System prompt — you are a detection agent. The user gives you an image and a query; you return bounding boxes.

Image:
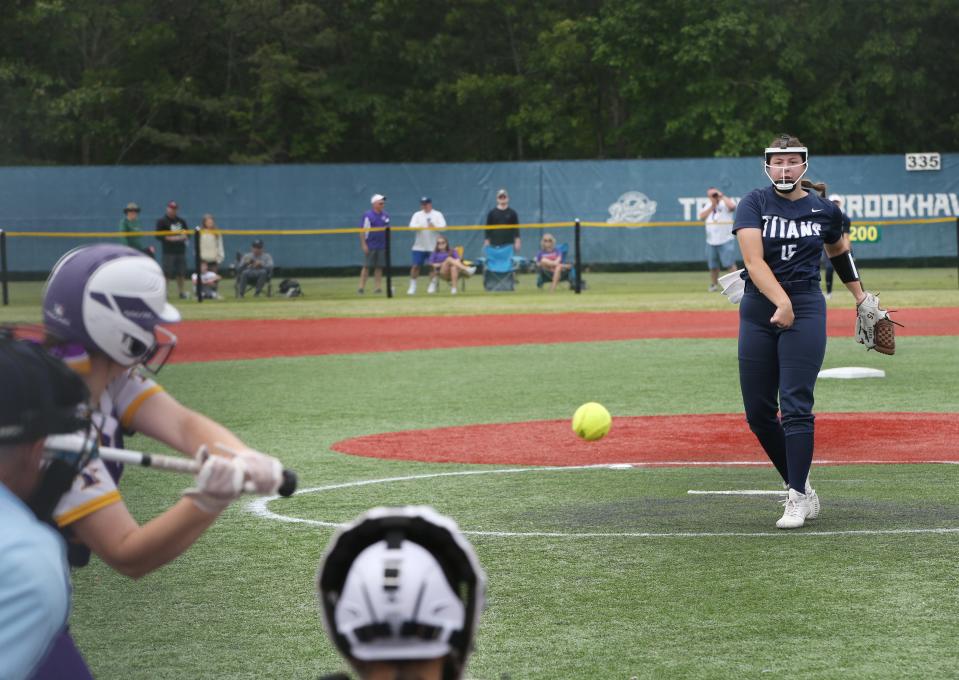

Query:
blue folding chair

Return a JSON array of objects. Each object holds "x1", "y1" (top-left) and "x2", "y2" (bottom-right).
[{"x1": 482, "y1": 244, "x2": 516, "y2": 291}]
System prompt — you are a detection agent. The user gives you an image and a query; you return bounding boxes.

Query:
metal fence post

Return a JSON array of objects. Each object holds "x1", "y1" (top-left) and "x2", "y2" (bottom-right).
[
  {"x1": 385, "y1": 226, "x2": 393, "y2": 298},
  {"x1": 573, "y1": 219, "x2": 582, "y2": 294},
  {"x1": 0, "y1": 230, "x2": 8, "y2": 306},
  {"x1": 193, "y1": 227, "x2": 203, "y2": 303}
]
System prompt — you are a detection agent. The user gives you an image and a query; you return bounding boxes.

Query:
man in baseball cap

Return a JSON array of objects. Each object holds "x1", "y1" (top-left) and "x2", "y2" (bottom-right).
[
  {"x1": 359, "y1": 194, "x2": 390, "y2": 294},
  {"x1": 120, "y1": 201, "x2": 154, "y2": 256},
  {"x1": 237, "y1": 239, "x2": 274, "y2": 297},
  {"x1": 155, "y1": 200, "x2": 190, "y2": 299},
  {"x1": 485, "y1": 188, "x2": 520, "y2": 253},
  {"x1": 408, "y1": 196, "x2": 448, "y2": 294}
]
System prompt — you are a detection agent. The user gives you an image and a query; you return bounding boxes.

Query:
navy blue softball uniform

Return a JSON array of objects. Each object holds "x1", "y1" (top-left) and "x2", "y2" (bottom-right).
[{"x1": 733, "y1": 186, "x2": 843, "y2": 491}]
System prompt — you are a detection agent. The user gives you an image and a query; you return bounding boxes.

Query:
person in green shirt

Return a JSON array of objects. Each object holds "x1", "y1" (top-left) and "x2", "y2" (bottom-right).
[{"x1": 119, "y1": 202, "x2": 155, "y2": 256}]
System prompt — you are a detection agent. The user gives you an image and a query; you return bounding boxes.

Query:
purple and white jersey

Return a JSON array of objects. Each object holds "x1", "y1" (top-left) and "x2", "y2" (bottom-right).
[{"x1": 53, "y1": 369, "x2": 164, "y2": 530}]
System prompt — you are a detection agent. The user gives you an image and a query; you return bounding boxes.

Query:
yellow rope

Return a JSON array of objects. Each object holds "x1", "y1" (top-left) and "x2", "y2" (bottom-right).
[{"x1": 1, "y1": 216, "x2": 953, "y2": 238}]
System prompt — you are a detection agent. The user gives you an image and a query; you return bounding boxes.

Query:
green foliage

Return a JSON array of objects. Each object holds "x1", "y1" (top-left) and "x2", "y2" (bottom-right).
[{"x1": 1, "y1": 0, "x2": 957, "y2": 163}]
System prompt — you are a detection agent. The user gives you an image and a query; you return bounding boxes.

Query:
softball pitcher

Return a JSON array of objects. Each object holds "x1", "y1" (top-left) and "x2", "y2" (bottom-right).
[{"x1": 733, "y1": 134, "x2": 896, "y2": 529}]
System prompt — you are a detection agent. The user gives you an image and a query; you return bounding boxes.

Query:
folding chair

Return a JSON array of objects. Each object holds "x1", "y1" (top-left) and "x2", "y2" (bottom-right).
[{"x1": 482, "y1": 244, "x2": 516, "y2": 291}]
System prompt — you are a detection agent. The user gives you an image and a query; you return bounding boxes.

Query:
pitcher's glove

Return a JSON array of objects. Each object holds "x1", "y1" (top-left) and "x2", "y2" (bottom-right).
[{"x1": 855, "y1": 292, "x2": 903, "y2": 355}]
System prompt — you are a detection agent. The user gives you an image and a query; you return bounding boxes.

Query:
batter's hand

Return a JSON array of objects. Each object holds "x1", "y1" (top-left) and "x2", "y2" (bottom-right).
[
  {"x1": 183, "y1": 447, "x2": 247, "y2": 514},
  {"x1": 214, "y1": 444, "x2": 284, "y2": 495},
  {"x1": 770, "y1": 302, "x2": 794, "y2": 329}
]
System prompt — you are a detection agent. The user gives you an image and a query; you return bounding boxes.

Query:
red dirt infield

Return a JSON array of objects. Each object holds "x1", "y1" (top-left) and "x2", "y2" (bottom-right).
[
  {"x1": 170, "y1": 307, "x2": 959, "y2": 363},
  {"x1": 331, "y1": 413, "x2": 959, "y2": 467}
]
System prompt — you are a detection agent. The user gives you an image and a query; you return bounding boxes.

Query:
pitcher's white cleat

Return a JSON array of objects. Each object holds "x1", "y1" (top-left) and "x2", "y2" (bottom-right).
[
  {"x1": 776, "y1": 489, "x2": 810, "y2": 529},
  {"x1": 804, "y1": 481, "x2": 820, "y2": 520}
]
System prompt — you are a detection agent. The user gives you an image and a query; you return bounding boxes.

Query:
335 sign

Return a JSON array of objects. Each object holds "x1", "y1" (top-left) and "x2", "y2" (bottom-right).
[{"x1": 905, "y1": 152, "x2": 940, "y2": 171}]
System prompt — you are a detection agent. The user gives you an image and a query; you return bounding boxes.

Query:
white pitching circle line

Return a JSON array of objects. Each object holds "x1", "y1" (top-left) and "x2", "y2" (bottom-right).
[
  {"x1": 247, "y1": 463, "x2": 959, "y2": 538},
  {"x1": 688, "y1": 490, "x2": 787, "y2": 496}
]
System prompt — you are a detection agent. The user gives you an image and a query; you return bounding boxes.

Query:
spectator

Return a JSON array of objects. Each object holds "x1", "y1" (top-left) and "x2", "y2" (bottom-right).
[
  {"x1": 155, "y1": 200, "x2": 190, "y2": 299},
  {"x1": 198, "y1": 214, "x2": 225, "y2": 274},
  {"x1": 359, "y1": 194, "x2": 390, "y2": 294},
  {"x1": 484, "y1": 188, "x2": 520, "y2": 253},
  {"x1": 0, "y1": 335, "x2": 89, "y2": 680},
  {"x1": 698, "y1": 187, "x2": 738, "y2": 292},
  {"x1": 237, "y1": 239, "x2": 274, "y2": 297},
  {"x1": 408, "y1": 196, "x2": 446, "y2": 295},
  {"x1": 191, "y1": 261, "x2": 223, "y2": 299},
  {"x1": 535, "y1": 233, "x2": 571, "y2": 292},
  {"x1": 317, "y1": 506, "x2": 486, "y2": 680},
  {"x1": 119, "y1": 202, "x2": 155, "y2": 257},
  {"x1": 428, "y1": 236, "x2": 475, "y2": 295}
]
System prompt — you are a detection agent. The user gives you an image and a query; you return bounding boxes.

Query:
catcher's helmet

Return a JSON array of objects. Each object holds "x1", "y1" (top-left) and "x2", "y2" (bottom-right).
[
  {"x1": 0, "y1": 333, "x2": 89, "y2": 445},
  {"x1": 317, "y1": 506, "x2": 486, "y2": 680},
  {"x1": 0, "y1": 334, "x2": 94, "y2": 522},
  {"x1": 764, "y1": 134, "x2": 808, "y2": 193},
  {"x1": 42, "y1": 245, "x2": 180, "y2": 371}
]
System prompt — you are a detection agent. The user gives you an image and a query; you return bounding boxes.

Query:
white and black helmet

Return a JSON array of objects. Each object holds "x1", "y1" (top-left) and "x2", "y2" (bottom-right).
[
  {"x1": 764, "y1": 134, "x2": 808, "y2": 193},
  {"x1": 42, "y1": 244, "x2": 181, "y2": 371},
  {"x1": 317, "y1": 506, "x2": 486, "y2": 680}
]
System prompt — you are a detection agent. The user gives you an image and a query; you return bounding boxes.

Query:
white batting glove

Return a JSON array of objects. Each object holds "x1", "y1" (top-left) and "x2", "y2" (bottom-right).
[
  {"x1": 214, "y1": 443, "x2": 283, "y2": 495},
  {"x1": 183, "y1": 450, "x2": 247, "y2": 514}
]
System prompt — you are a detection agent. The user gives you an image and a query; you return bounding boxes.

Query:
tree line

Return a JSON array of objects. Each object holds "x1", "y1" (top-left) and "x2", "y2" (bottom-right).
[{"x1": 2, "y1": 0, "x2": 956, "y2": 165}]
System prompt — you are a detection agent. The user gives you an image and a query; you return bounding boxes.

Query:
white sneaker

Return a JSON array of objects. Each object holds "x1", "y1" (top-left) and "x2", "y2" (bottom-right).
[
  {"x1": 776, "y1": 489, "x2": 810, "y2": 529},
  {"x1": 466, "y1": 265, "x2": 477, "y2": 276},
  {"x1": 427, "y1": 279, "x2": 437, "y2": 294},
  {"x1": 804, "y1": 482, "x2": 820, "y2": 520},
  {"x1": 450, "y1": 287, "x2": 458, "y2": 295},
  {"x1": 407, "y1": 281, "x2": 417, "y2": 295},
  {"x1": 708, "y1": 284, "x2": 720, "y2": 292}
]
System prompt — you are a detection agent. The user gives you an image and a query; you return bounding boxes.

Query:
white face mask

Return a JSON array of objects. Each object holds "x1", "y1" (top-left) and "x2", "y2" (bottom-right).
[{"x1": 764, "y1": 147, "x2": 808, "y2": 192}]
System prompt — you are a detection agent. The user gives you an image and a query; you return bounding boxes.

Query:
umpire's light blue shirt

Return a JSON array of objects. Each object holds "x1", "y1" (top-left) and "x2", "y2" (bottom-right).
[{"x1": 0, "y1": 481, "x2": 70, "y2": 680}]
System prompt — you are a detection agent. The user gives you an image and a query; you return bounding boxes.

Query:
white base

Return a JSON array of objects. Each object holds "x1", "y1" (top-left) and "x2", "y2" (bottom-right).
[{"x1": 818, "y1": 366, "x2": 886, "y2": 379}]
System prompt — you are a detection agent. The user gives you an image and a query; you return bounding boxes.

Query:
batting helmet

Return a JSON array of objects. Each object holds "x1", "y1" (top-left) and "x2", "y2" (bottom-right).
[
  {"x1": 42, "y1": 244, "x2": 180, "y2": 371},
  {"x1": 317, "y1": 506, "x2": 486, "y2": 680}
]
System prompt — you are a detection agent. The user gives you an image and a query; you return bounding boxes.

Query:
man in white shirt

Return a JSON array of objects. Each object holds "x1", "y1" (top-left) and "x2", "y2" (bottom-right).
[
  {"x1": 698, "y1": 187, "x2": 738, "y2": 291},
  {"x1": 408, "y1": 196, "x2": 447, "y2": 295}
]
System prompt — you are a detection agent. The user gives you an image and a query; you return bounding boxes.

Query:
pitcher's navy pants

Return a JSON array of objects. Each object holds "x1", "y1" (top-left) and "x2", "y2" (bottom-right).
[{"x1": 738, "y1": 280, "x2": 826, "y2": 492}]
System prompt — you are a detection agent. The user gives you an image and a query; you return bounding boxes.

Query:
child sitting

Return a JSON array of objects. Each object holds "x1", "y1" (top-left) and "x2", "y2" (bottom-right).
[{"x1": 191, "y1": 261, "x2": 223, "y2": 299}]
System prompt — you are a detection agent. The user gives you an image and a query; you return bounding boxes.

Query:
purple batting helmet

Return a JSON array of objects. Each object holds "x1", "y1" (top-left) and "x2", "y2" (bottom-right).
[{"x1": 43, "y1": 245, "x2": 181, "y2": 371}]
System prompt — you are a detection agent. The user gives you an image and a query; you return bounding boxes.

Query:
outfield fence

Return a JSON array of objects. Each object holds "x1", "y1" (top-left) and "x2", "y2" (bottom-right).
[{"x1": 2, "y1": 216, "x2": 957, "y2": 305}]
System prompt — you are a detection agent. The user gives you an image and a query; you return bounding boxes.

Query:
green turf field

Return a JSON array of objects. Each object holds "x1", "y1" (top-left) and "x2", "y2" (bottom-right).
[
  {"x1": 50, "y1": 270, "x2": 959, "y2": 678},
  {"x1": 2, "y1": 268, "x2": 958, "y2": 321}
]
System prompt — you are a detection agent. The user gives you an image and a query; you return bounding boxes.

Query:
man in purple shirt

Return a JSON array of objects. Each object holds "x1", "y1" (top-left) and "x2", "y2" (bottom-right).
[{"x1": 359, "y1": 194, "x2": 390, "y2": 294}]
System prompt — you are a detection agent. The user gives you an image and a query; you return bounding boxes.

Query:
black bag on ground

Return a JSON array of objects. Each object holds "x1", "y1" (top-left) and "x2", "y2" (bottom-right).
[{"x1": 278, "y1": 278, "x2": 302, "y2": 297}]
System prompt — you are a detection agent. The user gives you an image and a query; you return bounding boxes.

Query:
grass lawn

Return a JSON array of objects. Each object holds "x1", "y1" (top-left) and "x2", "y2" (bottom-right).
[
  {"x1": 69, "y1": 328, "x2": 959, "y2": 679},
  {"x1": 2, "y1": 268, "x2": 958, "y2": 322}
]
